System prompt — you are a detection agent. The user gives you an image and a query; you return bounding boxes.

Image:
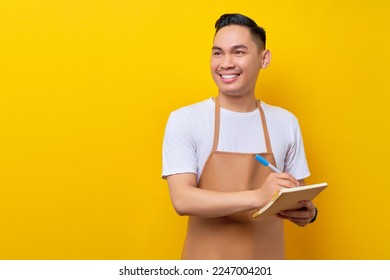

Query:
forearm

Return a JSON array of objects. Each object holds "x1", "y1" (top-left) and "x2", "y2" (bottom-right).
[
  {"x1": 167, "y1": 172, "x2": 298, "y2": 218},
  {"x1": 169, "y1": 184, "x2": 260, "y2": 218}
]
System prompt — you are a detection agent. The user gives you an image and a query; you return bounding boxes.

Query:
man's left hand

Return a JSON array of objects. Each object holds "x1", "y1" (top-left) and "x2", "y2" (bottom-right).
[{"x1": 277, "y1": 200, "x2": 317, "y2": 227}]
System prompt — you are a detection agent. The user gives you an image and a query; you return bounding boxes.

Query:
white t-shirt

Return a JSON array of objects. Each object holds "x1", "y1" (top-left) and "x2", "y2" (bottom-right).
[{"x1": 162, "y1": 98, "x2": 310, "y2": 181}]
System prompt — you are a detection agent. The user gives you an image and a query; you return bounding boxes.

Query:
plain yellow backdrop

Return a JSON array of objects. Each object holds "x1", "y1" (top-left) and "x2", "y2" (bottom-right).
[{"x1": 1, "y1": 0, "x2": 389, "y2": 259}]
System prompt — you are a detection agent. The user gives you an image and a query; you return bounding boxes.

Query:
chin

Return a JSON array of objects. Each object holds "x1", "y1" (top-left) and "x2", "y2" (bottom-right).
[{"x1": 218, "y1": 89, "x2": 247, "y2": 97}]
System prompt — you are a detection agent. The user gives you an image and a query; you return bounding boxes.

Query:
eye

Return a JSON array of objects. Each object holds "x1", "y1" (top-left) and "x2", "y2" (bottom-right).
[
  {"x1": 234, "y1": 50, "x2": 245, "y2": 56},
  {"x1": 213, "y1": 51, "x2": 222, "y2": 57}
]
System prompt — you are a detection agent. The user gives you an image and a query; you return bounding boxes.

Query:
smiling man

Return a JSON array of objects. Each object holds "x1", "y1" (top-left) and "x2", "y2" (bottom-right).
[{"x1": 162, "y1": 13, "x2": 317, "y2": 259}]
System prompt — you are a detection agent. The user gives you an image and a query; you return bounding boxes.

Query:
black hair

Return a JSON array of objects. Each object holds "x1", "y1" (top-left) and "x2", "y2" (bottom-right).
[{"x1": 214, "y1": 13, "x2": 266, "y2": 49}]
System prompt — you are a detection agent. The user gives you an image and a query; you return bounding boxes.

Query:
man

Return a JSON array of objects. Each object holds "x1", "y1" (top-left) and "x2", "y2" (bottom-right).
[{"x1": 162, "y1": 13, "x2": 317, "y2": 259}]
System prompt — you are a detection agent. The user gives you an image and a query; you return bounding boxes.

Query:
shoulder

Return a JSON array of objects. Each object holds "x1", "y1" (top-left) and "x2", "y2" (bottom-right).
[
  {"x1": 168, "y1": 98, "x2": 214, "y2": 126},
  {"x1": 170, "y1": 98, "x2": 213, "y2": 117},
  {"x1": 261, "y1": 101, "x2": 299, "y2": 126},
  {"x1": 164, "y1": 98, "x2": 214, "y2": 138}
]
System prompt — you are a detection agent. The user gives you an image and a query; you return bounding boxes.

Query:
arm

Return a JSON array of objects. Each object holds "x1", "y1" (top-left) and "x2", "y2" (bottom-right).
[
  {"x1": 167, "y1": 172, "x2": 299, "y2": 218},
  {"x1": 276, "y1": 113, "x2": 316, "y2": 226}
]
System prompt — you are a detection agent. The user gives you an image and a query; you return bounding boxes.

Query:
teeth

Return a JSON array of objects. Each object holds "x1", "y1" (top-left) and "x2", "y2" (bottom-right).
[{"x1": 221, "y1": 74, "x2": 239, "y2": 79}]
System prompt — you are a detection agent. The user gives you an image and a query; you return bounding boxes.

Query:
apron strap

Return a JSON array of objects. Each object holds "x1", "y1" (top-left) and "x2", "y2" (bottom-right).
[
  {"x1": 212, "y1": 97, "x2": 221, "y2": 150},
  {"x1": 212, "y1": 97, "x2": 272, "y2": 153},
  {"x1": 257, "y1": 99, "x2": 273, "y2": 153}
]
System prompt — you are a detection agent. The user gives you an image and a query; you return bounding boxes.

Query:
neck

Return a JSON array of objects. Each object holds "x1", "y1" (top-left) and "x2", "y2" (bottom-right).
[{"x1": 216, "y1": 93, "x2": 258, "y2": 112}]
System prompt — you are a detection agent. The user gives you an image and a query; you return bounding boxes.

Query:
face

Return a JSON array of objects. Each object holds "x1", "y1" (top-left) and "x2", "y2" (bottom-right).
[{"x1": 210, "y1": 25, "x2": 270, "y2": 98}]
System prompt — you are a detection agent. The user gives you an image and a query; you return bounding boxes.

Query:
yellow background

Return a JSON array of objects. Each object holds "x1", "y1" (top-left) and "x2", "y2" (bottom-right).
[{"x1": 1, "y1": 1, "x2": 389, "y2": 259}]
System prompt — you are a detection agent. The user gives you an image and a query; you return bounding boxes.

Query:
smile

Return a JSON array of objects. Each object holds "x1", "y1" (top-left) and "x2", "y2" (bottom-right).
[{"x1": 220, "y1": 74, "x2": 240, "y2": 79}]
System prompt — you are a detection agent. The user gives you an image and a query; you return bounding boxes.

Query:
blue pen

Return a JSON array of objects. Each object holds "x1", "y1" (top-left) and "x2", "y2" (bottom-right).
[{"x1": 255, "y1": 154, "x2": 282, "y2": 173}]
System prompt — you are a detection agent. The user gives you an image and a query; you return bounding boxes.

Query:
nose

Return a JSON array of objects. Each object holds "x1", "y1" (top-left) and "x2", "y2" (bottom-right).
[{"x1": 219, "y1": 54, "x2": 236, "y2": 70}]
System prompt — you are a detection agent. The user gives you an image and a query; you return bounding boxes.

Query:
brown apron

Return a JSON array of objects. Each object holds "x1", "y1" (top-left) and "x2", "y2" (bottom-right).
[{"x1": 182, "y1": 98, "x2": 285, "y2": 260}]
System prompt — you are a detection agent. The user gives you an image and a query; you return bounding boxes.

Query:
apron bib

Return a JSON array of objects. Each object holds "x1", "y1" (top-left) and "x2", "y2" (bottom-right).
[{"x1": 182, "y1": 98, "x2": 285, "y2": 260}]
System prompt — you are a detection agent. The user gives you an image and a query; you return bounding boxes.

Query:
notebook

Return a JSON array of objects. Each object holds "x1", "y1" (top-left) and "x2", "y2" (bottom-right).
[{"x1": 252, "y1": 182, "x2": 328, "y2": 218}]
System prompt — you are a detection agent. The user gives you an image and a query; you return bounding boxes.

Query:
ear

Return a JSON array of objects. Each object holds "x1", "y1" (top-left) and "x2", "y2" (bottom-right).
[{"x1": 260, "y1": 49, "x2": 271, "y2": 69}]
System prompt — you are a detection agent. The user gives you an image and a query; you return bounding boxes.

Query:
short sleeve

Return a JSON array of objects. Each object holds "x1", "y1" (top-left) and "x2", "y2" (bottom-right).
[
  {"x1": 162, "y1": 112, "x2": 198, "y2": 179},
  {"x1": 283, "y1": 118, "x2": 310, "y2": 180}
]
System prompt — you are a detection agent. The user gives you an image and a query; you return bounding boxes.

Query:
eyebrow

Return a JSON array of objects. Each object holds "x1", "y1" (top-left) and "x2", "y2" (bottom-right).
[{"x1": 212, "y1": 44, "x2": 249, "y2": 51}]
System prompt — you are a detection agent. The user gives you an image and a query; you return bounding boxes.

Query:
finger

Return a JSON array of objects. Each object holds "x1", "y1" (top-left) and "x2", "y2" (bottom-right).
[
  {"x1": 275, "y1": 173, "x2": 299, "y2": 186},
  {"x1": 276, "y1": 179, "x2": 298, "y2": 189},
  {"x1": 299, "y1": 200, "x2": 315, "y2": 211},
  {"x1": 277, "y1": 214, "x2": 311, "y2": 227},
  {"x1": 269, "y1": 172, "x2": 295, "y2": 181},
  {"x1": 279, "y1": 208, "x2": 313, "y2": 219},
  {"x1": 273, "y1": 178, "x2": 299, "y2": 189}
]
